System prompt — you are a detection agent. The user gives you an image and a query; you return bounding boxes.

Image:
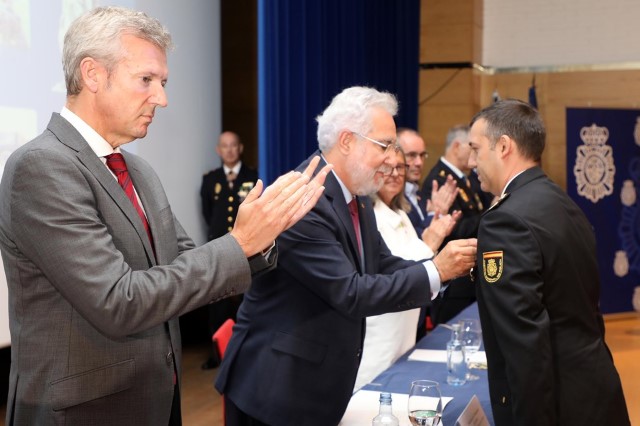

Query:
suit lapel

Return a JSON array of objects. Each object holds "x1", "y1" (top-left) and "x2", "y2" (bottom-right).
[
  {"x1": 47, "y1": 115, "x2": 156, "y2": 264},
  {"x1": 307, "y1": 153, "x2": 362, "y2": 272},
  {"x1": 122, "y1": 153, "x2": 158, "y2": 263},
  {"x1": 325, "y1": 174, "x2": 362, "y2": 269},
  {"x1": 357, "y1": 196, "x2": 377, "y2": 274}
]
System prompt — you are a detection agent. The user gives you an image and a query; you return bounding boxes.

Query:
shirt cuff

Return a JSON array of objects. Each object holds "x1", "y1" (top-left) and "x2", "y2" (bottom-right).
[{"x1": 423, "y1": 260, "x2": 441, "y2": 300}]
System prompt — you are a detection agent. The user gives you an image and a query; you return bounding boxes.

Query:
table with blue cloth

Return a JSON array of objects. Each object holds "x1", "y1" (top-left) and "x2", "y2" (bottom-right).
[{"x1": 360, "y1": 302, "x2": 493, "y2": 425}]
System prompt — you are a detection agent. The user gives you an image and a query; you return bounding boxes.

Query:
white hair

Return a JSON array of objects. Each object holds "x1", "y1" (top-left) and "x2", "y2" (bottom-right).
[{"x1": 316, "y1": 86, "x2": 398, "y2": 152}]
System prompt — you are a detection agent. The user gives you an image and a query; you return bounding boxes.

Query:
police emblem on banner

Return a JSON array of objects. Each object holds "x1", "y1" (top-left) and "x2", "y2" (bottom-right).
[
  {"x1": 482, "y1": 251, "x2": 503, "y2": 283},
  {"x1": 573, "y1": 123, "x2": 616, "y2": 203},
  {"x1": 617, "y1": 157, "x2": 640, "y2": 276}
]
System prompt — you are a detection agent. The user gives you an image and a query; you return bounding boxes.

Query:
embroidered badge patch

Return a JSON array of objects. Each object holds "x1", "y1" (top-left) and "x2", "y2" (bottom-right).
[{"x1": 482, "y1": 251, "x2": 503, "y2": 283}]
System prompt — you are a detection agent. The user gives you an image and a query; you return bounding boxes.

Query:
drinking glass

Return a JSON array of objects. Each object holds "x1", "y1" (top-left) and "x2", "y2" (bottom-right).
[
  {"x1": 407, "y1": 380, "x2": 442, "y2": 426},
  {"x1": 458, "y1": 318, "x2": 482, "y2": 380}
]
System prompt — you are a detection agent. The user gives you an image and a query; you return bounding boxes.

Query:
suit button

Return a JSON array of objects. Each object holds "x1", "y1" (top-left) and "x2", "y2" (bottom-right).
[
  {"x1": 228, "y1": 206, "x2": 233, "y2": 212},
  {"x1": 227, "y1": 216, "x2": 233, "y2": 223},
  {"x1": 227, "y1": 226, "x2": 232, "y2": 232},
  {"x1": 228, "y1": 196, "x2": 234, "y2": 202},
  {"x1": 166, "y1": 352, "x2": 173, "y2": 365},
  {"x1": 356, "y1": 348, "x2": 362, "y2": 358}
]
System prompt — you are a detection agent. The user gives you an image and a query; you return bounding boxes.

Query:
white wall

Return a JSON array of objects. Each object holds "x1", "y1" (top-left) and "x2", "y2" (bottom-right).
[
  {"x1": 0, "y1": 0, "x2": 221, "y2": 347},
  {"x1": 483, "y1": 0, "x2": 640, "y2": 68},
  {"x1": 131, "y1": 0, "x2": 221, "y2": 247}
]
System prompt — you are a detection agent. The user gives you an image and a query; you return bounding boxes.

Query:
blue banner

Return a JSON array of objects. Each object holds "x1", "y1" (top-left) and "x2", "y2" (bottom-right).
[{"x1": 566, "y1": 108, "x2": 640, "y2": 313}]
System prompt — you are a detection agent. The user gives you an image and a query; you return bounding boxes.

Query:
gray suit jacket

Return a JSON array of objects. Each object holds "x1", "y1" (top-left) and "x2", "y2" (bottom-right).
[{"x1": 0, "y1": 113, "x2": 264, "y2": 425}]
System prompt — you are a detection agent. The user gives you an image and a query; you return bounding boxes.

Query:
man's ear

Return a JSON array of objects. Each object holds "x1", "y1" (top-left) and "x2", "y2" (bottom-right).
[
  {"x1": 337, "y1": 130, "x2": 354, "y2": 155},
  {"x1": 80, "y1": 57, "x2": 100, "y2": 93},
  {"x1": 497, "y1": 135, "x2": 514, "y2": 158}
]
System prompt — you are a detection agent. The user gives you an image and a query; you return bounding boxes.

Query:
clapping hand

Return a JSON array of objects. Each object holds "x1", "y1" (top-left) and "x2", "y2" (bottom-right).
[
  {"x1": 426, "y1": 174, "x2": 457, "y2": 216},
  {"x1": 231, "y1": 156, "x2": 332, "y2": 257}
]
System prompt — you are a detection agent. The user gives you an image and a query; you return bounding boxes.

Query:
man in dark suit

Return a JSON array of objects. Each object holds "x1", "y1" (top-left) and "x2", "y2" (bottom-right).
[
  {"x1": 215, "y1": 86, "x2": 477, "y2": 426},
  {"x1": 397, "y1": 128, "x2": 431, "y2": 235},
  {"x1": 422, "y1": 124, "x2": 483, "y2": 324},
  {"x1": 199, "y1": 131, "x2": 258, "y2": 369},
  {"x1": 0, "y1": 6, "x2": 329, "y2": 425},
  {"x1": 397, "y1": 128, "x2": 457, "y2": 236},
  {"x1": 468, "y1": 99, "x2": 630, "y2": 425}
]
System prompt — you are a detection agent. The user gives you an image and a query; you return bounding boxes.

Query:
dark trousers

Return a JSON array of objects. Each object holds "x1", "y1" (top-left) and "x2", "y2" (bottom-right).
[
  {"x1": 225, "y1": 397, "x2": 270, "y2": 426},
  {"x1": 168, "y1": 385, "x2": 182, "y2": 426}
]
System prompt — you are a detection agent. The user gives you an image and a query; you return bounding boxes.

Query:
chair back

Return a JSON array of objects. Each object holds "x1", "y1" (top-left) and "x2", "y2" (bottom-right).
[{"x1": 212, "y1": 318, "x2": 235, "y2": 359}]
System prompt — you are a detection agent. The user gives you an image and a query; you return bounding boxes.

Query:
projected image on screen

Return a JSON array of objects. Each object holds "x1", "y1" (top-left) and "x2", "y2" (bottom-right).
[
  {"x1": 0, "y1": 0, "x2": 134, "y2": 347},
  {"x1": 0, "y1": 0, "x2": 29, "y2": 49}
]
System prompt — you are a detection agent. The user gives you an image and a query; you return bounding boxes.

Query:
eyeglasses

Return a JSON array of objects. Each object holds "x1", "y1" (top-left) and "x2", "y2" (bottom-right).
[
  {"x1": 352, "y1": 132, "x2": 400, "y2": 154},
  {"x1": 390, "y1": 164, "x2": 409, "y2": 176},
  {"x1": 405, "y1": 151, "x2": 429, "y2": 161}
]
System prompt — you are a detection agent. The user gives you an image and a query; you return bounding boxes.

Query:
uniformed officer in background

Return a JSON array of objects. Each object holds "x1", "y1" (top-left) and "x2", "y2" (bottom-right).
[{"x1": 199, "y1": 131, "x2": 258, "y2": 368}]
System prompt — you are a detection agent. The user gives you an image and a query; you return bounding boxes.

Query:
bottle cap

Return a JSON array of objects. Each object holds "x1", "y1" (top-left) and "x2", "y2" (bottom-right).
[{"x1": 379, "y1": 392, "x2": 392, "y2": 403}]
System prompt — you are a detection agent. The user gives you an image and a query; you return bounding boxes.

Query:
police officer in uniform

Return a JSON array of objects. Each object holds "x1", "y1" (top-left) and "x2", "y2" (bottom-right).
[
  {"x1": 199, "y1": 131, "x2": 258, "y2": 368},
  {"x1": 468, "y1": 99, "x2": 629, "y2": 425}
]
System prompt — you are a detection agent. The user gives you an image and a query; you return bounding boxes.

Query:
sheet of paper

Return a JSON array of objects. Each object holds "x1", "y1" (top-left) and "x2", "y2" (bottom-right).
[
  {"x1": 339, "y1": 390, "x2": 453, "y2": 426},
  {"x1": 407, "y1": 349, "x2": 487, "y2": 366},
  {"x1": 468, "y1": 351, "x2": 487, "y2": 368},
  {"x1": 456, "y1": 394, "x2": 490, "y2": 426},
  {"x1": 407, "y1": 349, "x2": 448, "y2": 363}
]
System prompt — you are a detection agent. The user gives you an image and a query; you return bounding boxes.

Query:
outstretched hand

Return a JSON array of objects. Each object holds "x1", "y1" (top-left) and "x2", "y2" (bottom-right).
[
  {"x1": 230, "y1": 156, "x2": 332, "y2": 257},
  {"x1": 432, "y1": 238, "x2": 477, "y2": 282}
]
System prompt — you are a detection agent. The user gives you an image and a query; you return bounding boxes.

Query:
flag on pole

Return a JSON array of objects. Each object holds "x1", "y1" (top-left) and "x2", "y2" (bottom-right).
[
  {"x1": 528, "y1": 75, "x2": 538, "y2": 109},
  {"x1": 491, "y1": 88, "x2": 501, "y2": 104}
]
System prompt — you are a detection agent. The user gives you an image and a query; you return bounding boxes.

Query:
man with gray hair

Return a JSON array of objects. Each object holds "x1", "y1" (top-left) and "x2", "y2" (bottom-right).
[
  {"x1": 0, "y1": 6, "x2": 328, "y2": 425},
  {"x1": 422, "y1": 124, "x2": 485, "y2": 324},
  {"x1": 216, "y1": 86, "x2": 477, "y2": 426}
]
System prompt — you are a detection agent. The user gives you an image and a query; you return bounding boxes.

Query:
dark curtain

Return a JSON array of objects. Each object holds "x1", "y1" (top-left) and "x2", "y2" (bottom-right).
[{"x1": 258, "y1": 0, "x2": 420, "y2": 183}]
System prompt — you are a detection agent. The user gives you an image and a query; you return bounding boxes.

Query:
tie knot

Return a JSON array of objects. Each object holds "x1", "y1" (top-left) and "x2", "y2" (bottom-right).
[{"x1": 105, "y1": 153, "x2": 127, "y2": 173}]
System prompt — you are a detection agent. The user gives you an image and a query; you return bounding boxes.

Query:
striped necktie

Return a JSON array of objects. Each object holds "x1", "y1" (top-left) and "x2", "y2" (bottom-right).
[{"x1": 105, "y1": 153, "x2": 155, "y2": 254}]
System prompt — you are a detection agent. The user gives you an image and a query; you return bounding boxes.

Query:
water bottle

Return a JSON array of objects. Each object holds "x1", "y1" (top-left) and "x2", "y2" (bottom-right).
[
  {"x1": 372, "y1": 392, "x2": 399, "y2": 425},
  {"x1": 446, "y1": 323, "x2": 467, "y2": 386}
]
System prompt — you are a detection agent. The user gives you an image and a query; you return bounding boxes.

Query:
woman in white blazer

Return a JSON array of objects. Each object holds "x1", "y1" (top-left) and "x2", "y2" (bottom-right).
[{"x1": 353, "y1": 149, "x2": 459, "y2": 391}]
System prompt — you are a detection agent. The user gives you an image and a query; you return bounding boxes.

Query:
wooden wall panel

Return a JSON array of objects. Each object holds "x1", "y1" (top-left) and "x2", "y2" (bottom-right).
[
  {"x1": 422, "y1": 0, "x2": 476, "y2": 24},
  {"x1": 419, "y1": 68, "x2": 476, "y2": 104},
  {"x1": 422, "y1": 23, "x2": 475, "y2": 63},
  {"x1": 418, "y1": 103, "x2": 479, "y2": 177},
  {"x1": 421, "y1": 0, "x2": 481, "y2": 63},
  {"x1": 477, "y1": 70, "x2": 640, "y2": 190}
]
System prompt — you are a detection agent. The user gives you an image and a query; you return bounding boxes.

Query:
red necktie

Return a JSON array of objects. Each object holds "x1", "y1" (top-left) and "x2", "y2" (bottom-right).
[
  {"x1": 105, "y1": 153, "x2": 155, "y2": 253},
  {"x1": 348, "y1": 198, "x2": 362, "y2": 256}
]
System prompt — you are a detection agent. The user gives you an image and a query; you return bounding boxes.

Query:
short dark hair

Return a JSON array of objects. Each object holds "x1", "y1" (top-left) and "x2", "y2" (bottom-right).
[{"x1": 469, "y1": 99, "x2": 545, "y2": 162}]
